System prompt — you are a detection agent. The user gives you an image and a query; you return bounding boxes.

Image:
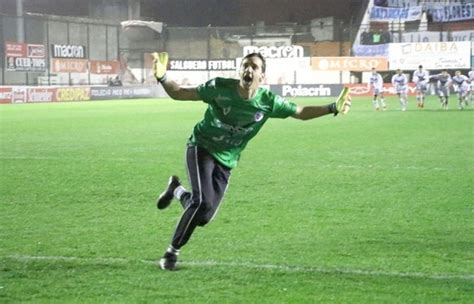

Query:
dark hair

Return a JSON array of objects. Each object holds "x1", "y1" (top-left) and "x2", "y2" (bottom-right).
[
  {"x1": 242, "y1": 52, "x2": 266, "y2": 73},
  {"x1": 418, "y1": 65, "x2": 423, "y2": 69}
]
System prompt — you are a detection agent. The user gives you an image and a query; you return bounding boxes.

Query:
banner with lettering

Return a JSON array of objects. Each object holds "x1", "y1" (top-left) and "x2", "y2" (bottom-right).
[
  {"x1": 89, "y1": 60, "x2": 120, "y2": 74},
  {"x1": 387, "y1": 0, "x2": 418, "y2": 8},
  {"x1": 429, "y1": 3, "x2": 474, "y2": 22},
  {"x1": 370, "y1": 5, "x2": 423, "y2": 22},
  {"x1": 346, "y1": 83, "x2": 417, "y2": 96},
  {"x1": 311, "y1": 57, "x2": 389, "y2": 71},
  {"x1": 392, "y1": 30, "x2": 474, "y2": 43},
  {"x1": 167, "y1": 59, "x2": 238, "y2": 71},
  {"x1": 51, "y1": 44, "x2": 87, "y2": 59},
  {"x1": 270, "y1": 84, "x2": 343, "y2": 97},
  {"x1": 0, "y1": 87, "x2": 12, "y2": 104},
  {"x1": 5, "y1": 41, "x2": 46, "y2": 72},
  {"x1": 389, "y1": 41, "x2": 471, "y2": 69},
  {"x1": 352, "y1": 44, "x2": 389, "y2": 57},
  {"x1": 51, "y1": 58, "x2": 88, "y2": 73}
]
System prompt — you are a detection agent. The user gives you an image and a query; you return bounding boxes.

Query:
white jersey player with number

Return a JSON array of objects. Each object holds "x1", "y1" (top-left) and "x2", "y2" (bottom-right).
[
  {"x1": 451, "y1": 70, "x2": 469, "y2": 110},
  {"x1": 368, "y1": 67, "x2": 386, "y2": 111},
  {"x1": 412, "y1": 65, "x2": 429, "y2": 109},
  {"x1": 391, "y1": 69, "x2": 408, "y2": 111}
]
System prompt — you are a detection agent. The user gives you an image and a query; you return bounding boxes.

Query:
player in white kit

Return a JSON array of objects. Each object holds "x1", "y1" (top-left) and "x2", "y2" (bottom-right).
[
  {"x1": 412, "y1": 65, "x2": 429, "y2": 109},
  {"x1": 391, "y1": 69, "x2": 408, "y2": 111},
  {"x1": 451, "y1": 70, "x2": 469, "y2": 110},
  {"x1": 368, "y1": 67, "x2": 386, "y2": 111},
  {"x1": 431, "y1": 70, "x2": 452, "y2": 109},
  {"x1": 468, "y1": 68, "x2": 474, "y2": 103}
]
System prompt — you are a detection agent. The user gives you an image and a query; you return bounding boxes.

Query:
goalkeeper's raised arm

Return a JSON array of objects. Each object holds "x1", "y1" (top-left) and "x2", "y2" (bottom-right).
[{"x1": 152, "y1": 52, "x2": 201, "y2": 101}]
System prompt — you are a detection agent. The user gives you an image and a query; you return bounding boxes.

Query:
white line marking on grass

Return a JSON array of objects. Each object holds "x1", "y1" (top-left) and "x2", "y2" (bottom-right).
[
  {"x1": 3, "y1": 255, "x2": 473, "y2": 281},
  {"x1": 0, "y1": 156, "x2": 460, "y2": 172},
  {"x1": 0, "y1": 155, "x2": 165, "y2": 164}
]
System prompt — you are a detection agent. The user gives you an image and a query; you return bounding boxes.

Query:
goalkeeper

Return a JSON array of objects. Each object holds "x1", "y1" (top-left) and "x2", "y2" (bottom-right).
[{"x1": 152, "y1": 52, "x2": 351, "y2": 270}]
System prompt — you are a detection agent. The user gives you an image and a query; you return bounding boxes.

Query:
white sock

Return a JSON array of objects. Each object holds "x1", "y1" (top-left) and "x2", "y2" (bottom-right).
[
  {"x1": 167, "y1": 245, "x2": 180, "y2": 256},
  {"x1": 173, "y1": 185, "x2": 186, "y2": 200}
]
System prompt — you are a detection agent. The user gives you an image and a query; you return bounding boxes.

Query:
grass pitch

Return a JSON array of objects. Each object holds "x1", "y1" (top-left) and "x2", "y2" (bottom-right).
[{"x1": 0, "y1": 96, "x2": 473, "y2": 303}]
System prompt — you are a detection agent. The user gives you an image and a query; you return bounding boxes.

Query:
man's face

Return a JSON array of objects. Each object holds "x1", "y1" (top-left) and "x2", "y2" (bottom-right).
[{"x1": 239, "y1": 56, "x2": 265, "y2": 90}]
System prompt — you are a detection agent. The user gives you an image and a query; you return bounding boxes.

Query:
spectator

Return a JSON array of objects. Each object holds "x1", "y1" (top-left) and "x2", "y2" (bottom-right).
[
  {"x1": 361, "y1": 30, "x2": 372, "y2": 45},
  {"x1": 382, "y1": 30, "x2": 392, "y2": 43},
  {"x1": 108, "y1": 75, "x2": 123, "y2": 86},
  {"x1": 372, "y1": 30, "x2": 382, "y2": 44}
]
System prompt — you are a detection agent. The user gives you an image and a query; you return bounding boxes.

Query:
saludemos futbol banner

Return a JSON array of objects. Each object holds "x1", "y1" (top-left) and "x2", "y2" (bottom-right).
[
  {"x1": 168, "y1": 59, "x2": 238, "y2": 71},
  {"x1": 430, "y1": 3, "x2": 474, "y2": 22},
  {"x1": 388, "y1": 41, "x2": 471, "y2": 70},
  {"x1": 270, "y1": 84, "x2": 343, "y2": 98},
  {"x1": 5, "y1": 41, "x2": 46, "y2": 72}
]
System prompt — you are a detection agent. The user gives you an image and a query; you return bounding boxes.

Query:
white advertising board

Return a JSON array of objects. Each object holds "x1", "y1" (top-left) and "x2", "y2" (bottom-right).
[{"x1": 389, "y1": 41, "x2": 471, "y2": 70}]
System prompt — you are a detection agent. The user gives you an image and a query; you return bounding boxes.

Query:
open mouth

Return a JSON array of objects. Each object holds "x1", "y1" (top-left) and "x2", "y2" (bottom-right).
[{"x1": 243, "y1": 74, "x2": 253, "y2": 85}]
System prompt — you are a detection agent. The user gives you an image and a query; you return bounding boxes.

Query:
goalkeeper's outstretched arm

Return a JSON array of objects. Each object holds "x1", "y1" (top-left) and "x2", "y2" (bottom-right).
[
  {"x1": 152, "y1": 52, "x2": 201, "y2": 101},
  {"x1": 292, "y1": 87, "x2": 351, "y2": 120}
]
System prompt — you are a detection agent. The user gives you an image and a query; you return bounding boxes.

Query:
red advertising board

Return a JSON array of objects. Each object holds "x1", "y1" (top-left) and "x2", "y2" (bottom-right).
[
  {"x1": 5, "y1": 42, "x2": 46, "y2": 72},
  {"x1": 51, "y1": 58, "x2": 88, "y2": 73},
  {"x1": 312, "y1": 57, "x2": 389, "y2": 71},
  {"x1": 5, "y1": 42, "x2": 27, "y2": 57},
  {"x1": 346, "y1": 83, "x2": 417, "y2": 96},
  {"x1": 12, "y1": 87, "x2": 27, "y2": 103},
  {"x1": 89, "y1": 60, "x2": 119, "y2": 74},
  {"x1": 27, "y1": 88, "x2": 57, "y2": 102},
  {"x1": 0, "y1": 87, "x2": 12, "y2": 104}
]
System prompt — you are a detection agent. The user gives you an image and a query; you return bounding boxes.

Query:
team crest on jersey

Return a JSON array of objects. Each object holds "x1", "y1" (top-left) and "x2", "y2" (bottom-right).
[{"x1": 254, "y1": 111, "x2": 264, "y2": 122}]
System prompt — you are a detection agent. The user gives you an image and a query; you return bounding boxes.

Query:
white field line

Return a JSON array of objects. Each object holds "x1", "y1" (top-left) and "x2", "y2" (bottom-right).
[
  {"x1": 3, "y1": 254, "x2": 473, "y2": 281},
  {"x1": 0, "y1": 155, "x2": 162, "y2": 163},
  {"x1": 0, "y1": 155, "x2": 458, "y2": 171}
]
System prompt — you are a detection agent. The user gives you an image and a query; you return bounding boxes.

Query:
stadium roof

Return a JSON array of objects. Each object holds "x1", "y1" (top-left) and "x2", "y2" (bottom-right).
[{"x1": 0, "y1": 0, "x2": 368, "y2": 26}]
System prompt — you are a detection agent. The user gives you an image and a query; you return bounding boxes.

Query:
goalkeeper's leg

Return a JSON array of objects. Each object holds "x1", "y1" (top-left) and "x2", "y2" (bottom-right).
[{"x1": 159, "y1": 145, "x2": 231, "y2": 270}]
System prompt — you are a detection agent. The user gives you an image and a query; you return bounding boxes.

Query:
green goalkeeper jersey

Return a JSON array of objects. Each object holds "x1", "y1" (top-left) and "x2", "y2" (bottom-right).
[{"x1": 189, "y1": 77, "x2": 297, "y2": 169}]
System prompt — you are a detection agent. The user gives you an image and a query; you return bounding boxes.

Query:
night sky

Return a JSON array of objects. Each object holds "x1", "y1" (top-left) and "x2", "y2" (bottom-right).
[{"x1": 0, "y1": 0, "x2": 366, "y2": 26}]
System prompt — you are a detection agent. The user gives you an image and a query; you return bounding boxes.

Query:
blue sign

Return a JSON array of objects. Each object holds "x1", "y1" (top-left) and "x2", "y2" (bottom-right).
[
  {"x1": 430, "y1": 3, "x2": 474, "y2": 22},
  {"x1": 352, "y1": 44, "x2": 389, "y2": 57},
  {"x1": 370, "y1": 5, "x2": 422, "y2": 21}
]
